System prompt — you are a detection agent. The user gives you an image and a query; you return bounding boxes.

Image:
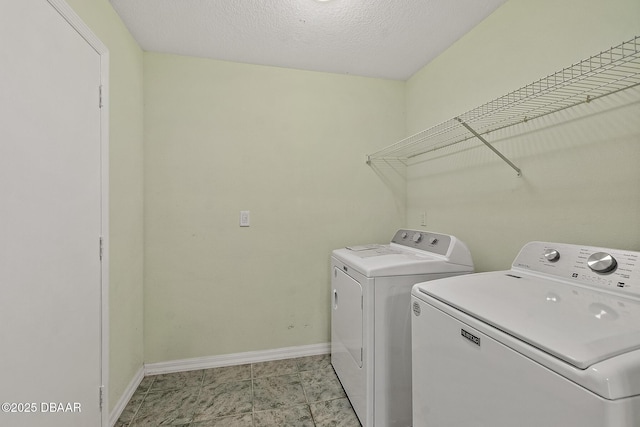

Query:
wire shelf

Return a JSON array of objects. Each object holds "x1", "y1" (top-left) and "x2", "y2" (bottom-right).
[{"x1": 366, "y1": 36, "x2": 640, "y2": 173}]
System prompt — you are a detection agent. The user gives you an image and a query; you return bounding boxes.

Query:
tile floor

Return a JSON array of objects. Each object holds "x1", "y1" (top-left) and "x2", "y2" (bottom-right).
[{"x1": 115, "y1": 354, "x2": 361, "y2": 426}]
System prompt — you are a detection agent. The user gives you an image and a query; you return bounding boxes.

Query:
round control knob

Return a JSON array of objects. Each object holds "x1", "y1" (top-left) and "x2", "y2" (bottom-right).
[
  {"x1": 401, "y1": 232, "x2": 408, "y2": 239},
  {"x1": 428, "y1": 237, "x2": 439, "y2": 245},
  {"x1": 587, "y1": 252, "x2": 617, "y2": 274},
  {"x1": 543, "y1": 249, "x2": 560, "y2": 262},
  {"x1": 412, "y1": 233, "x2": 422, "y2": 243}
]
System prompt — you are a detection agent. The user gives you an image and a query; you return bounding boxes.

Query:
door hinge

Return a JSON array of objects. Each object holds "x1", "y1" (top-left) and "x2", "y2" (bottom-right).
[
  {"x1": 99, "y1": 237, "x2": 103, "y2": 260},
  {"x1": 99, "y1": 386, "x2": 104, "y2": 410},
  {"x1": 98, "y1": 85, "x2": 103, "y2": 109}
]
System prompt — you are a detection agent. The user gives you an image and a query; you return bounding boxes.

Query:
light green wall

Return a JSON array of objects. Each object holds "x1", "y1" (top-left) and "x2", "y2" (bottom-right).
[
  {"x1": 405, "y1": 0, "x2": 640, "y2": 271},
  {"x1": 65, "y1": 0, "x2": 145, "y2": 412},
  {"x1": 143, "y1": 53, "x2": 405, "y2": 363}
]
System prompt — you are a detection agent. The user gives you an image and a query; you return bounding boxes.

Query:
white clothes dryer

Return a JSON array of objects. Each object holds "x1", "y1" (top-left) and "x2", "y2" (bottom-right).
[
  {"x1": 331, "y1": 229, "x2": 473, "y2": 427},
  {"x1": 411, "y1": 241, "x2": 640, "y2": 427}
]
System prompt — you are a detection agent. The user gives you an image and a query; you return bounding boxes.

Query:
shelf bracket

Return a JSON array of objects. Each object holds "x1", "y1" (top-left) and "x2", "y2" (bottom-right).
[{"x1": 456, "y1": 118, "x2": 522, "y2": 176}]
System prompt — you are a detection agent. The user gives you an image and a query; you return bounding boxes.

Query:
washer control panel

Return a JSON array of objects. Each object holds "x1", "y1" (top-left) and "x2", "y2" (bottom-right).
[
  {"x1": 513, "y1": 241, "x2": 640, "y2": 298},
  {"x1": 390, "y1": 229, "x2": 451, "y2": 256}
]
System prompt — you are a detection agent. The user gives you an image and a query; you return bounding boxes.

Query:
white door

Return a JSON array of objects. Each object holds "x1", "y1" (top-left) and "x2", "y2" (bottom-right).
[{"x1": 0, "y1": 1, "x2": 107, "y2": 426}]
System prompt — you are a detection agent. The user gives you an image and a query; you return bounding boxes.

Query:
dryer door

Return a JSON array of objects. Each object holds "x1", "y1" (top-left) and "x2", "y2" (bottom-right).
[{"x1": 332, "y1": 267, "x2": 363, "y2": 367}]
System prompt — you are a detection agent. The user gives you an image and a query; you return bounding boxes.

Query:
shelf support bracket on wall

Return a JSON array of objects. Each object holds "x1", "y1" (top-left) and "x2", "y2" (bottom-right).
[{"x1": 456, "y1": 118, "x2": 522, "y2": 177}]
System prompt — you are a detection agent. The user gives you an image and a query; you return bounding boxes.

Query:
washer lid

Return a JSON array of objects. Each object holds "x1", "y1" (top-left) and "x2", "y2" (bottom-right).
[{"x1": 417, "y1": 272, "x2": 640, "y2": 370}]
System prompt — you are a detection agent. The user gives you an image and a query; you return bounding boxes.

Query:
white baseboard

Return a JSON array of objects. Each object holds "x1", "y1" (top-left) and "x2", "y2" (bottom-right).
[
  {"x1": 144, "y1": 342, "x2": 330, "y2": 376},
  {"x1": 109, "y1": 365, "x2": 144, "y2": 427}
]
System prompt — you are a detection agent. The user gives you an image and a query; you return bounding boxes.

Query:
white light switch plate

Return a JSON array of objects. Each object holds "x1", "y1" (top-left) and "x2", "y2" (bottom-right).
[{"x1": 240, "y1": 210, "x2": 250, "y2": 227}]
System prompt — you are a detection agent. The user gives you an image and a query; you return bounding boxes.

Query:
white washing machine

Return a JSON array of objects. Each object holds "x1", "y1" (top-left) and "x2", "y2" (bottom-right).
[
  {"x1": 411, "y1": 241, "x2": 640, "y2": 426},
  {"x1": 331, "y1": 229, "x2": 474, "y2": 427}
]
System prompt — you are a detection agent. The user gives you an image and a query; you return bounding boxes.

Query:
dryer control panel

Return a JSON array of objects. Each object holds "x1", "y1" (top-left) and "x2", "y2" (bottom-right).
[
  {"x1": 390, "y1": 229, "x2": 451, "y2": 256},
  {"x1": 512, "y1": 241, "x2": 640, "y2": 298}
]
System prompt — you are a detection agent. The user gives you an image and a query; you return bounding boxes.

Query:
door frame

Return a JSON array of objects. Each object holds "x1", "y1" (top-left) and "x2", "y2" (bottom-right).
[{"x1": 45, "y1": 1, "x2": 110, "y2": 425}]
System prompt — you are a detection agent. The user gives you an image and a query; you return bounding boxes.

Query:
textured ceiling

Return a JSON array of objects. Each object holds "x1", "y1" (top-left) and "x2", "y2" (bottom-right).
[{"x1": 109, "y1": 0, "x2": 507, "y2": 81}]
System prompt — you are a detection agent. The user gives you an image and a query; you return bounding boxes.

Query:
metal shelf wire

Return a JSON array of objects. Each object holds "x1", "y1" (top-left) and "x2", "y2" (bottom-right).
[{"x1": 366, "y1": 36, "x2": 640, "y2": 175}]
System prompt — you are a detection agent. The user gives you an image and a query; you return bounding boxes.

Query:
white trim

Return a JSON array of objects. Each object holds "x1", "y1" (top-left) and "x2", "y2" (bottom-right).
[
  {"x1": 98, "y1": 36, "x2": 110, "y2": 427},
  {"x1": 144, "y1": 343, "x2": 330, "y2": 376},
  {"x1": 108, "y1": 366, "x2": 144, "y2": 427},
  {"x1": 47, "y1": 0, "x2": 107, "y2": 54},
  {"x1": 46, "y1": 2, "x2": 110, "y2": 426}
]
